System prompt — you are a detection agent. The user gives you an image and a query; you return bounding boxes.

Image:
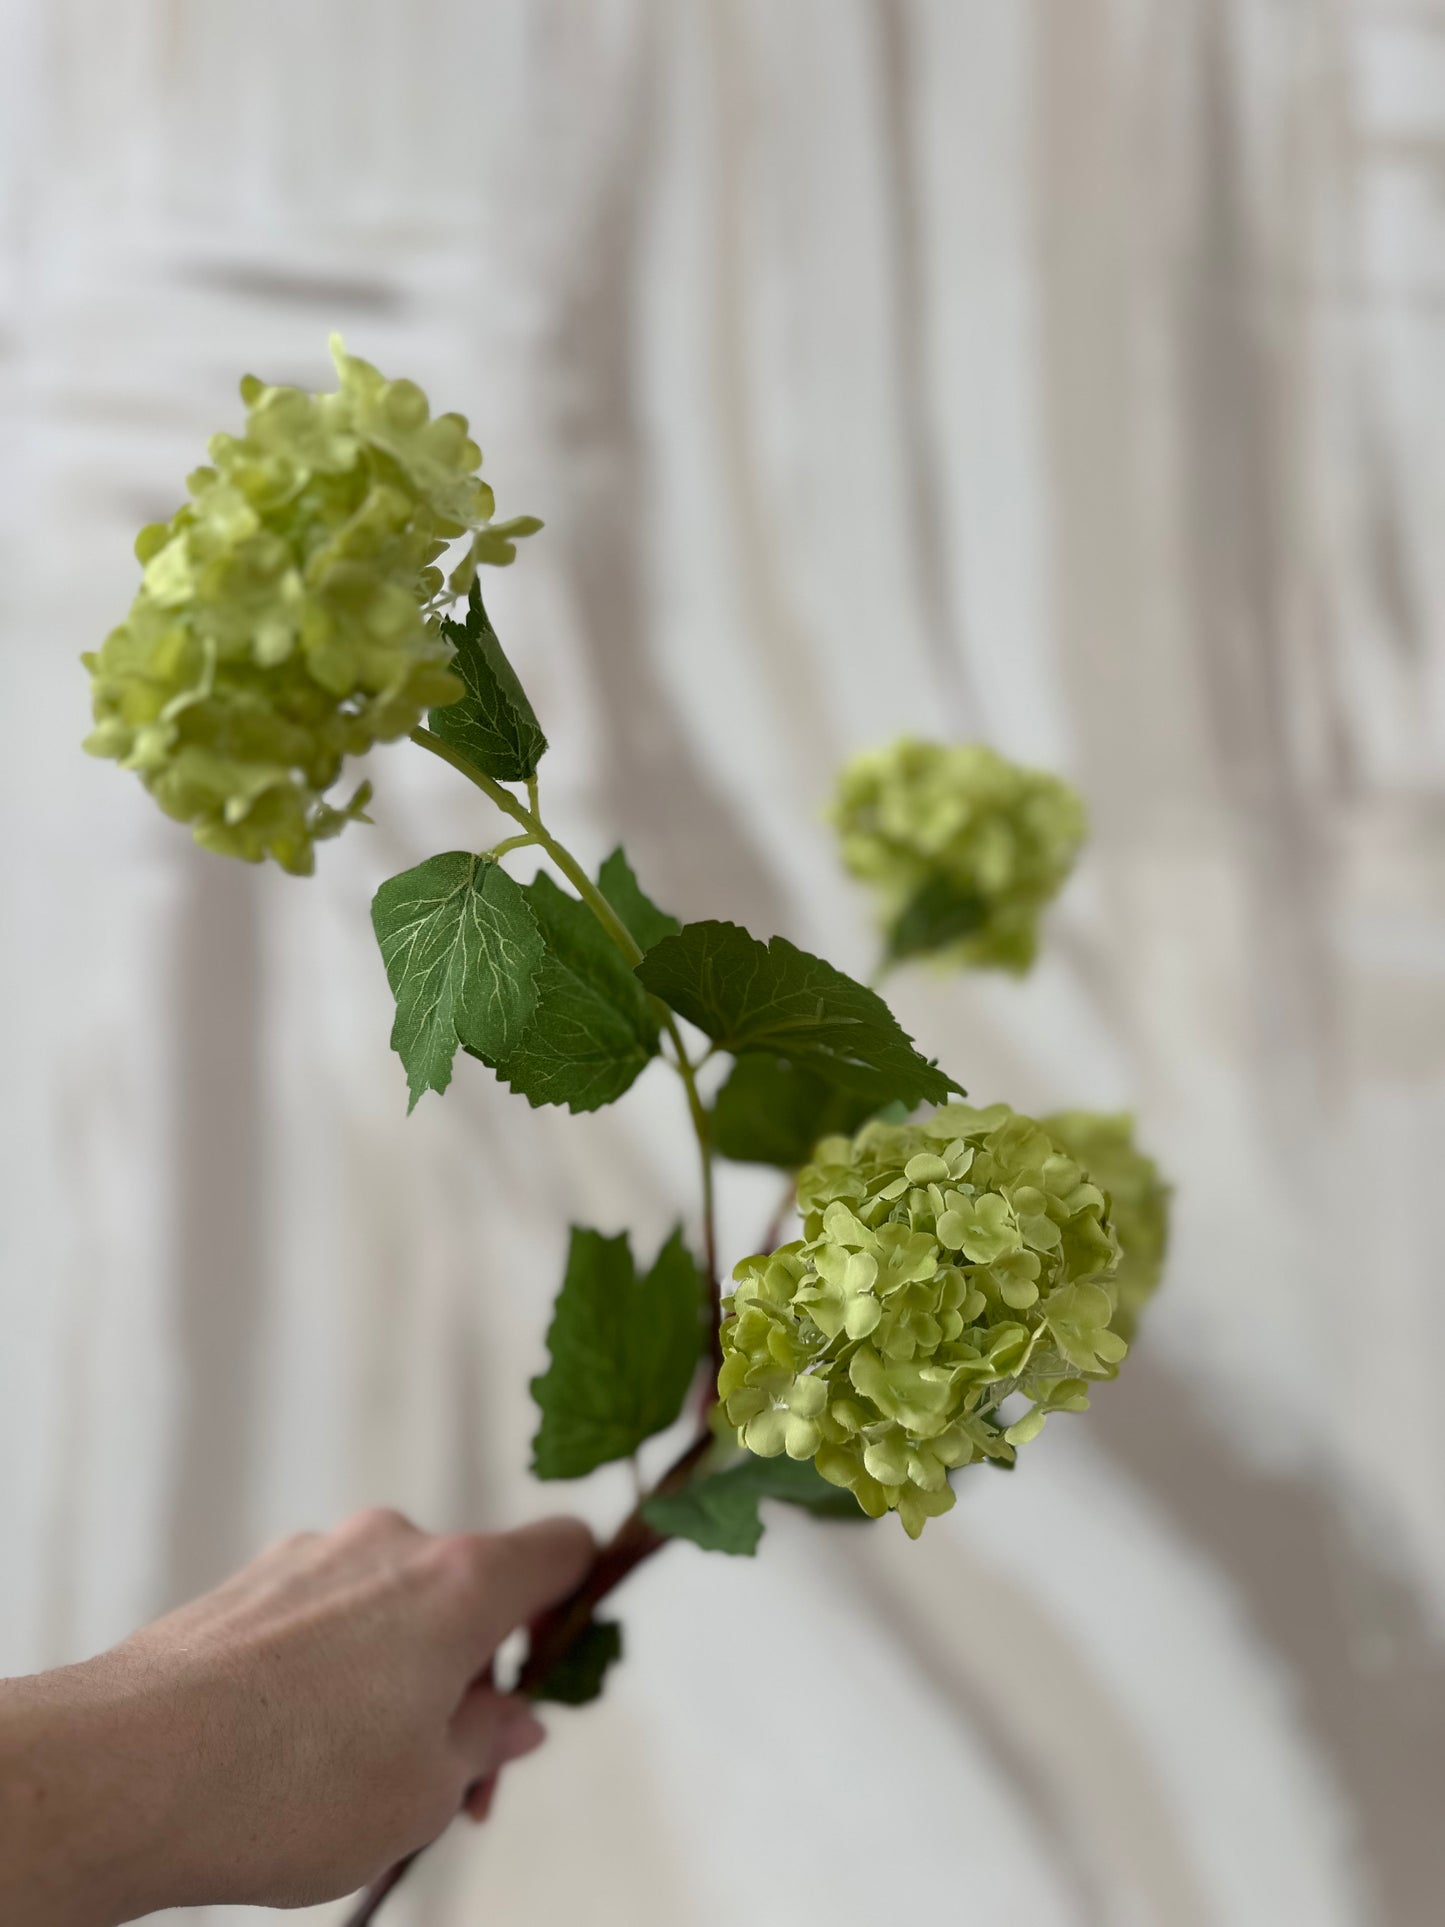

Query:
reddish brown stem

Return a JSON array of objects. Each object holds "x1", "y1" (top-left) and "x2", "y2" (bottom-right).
[
  {"x1": 517, "y1": 1425, "x2": 710, "y2": 1695},
  {"x1": 340, "y1": 1426, "x2": 714, "y2": 1926},
  {"x1": 761, "y1": 1174, "x2": 797, "y2": 1255},
  {"x1": 341, "y1": 1852, "x2": 418, "y2": 1927}
]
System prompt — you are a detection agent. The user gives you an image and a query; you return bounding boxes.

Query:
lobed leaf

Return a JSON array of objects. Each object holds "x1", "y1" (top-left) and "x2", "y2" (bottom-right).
[
  {"x1": 528, "y1": 1619, "x2": 622, "y2": 1707},
  {"x1": 635, "y1": 920, "x2": 962, "y2": 1108},
  {"x1": 475, "y1": 871, "x2": 661, "y2": 1112},
  {"x1": 372, "y1": 853, "x2": 543, "y2": 1110},
  {"x1": 428, "y1": 581, "x2": 547, "y2": 782},
  {"x1": 641, "y1": 1452, "x2": 870, "y2": 1557},
  {"x1": 712, "y1": 1053, "x2": 884, "y2": 1169},
  {"x1": 531, "y1": 1227, "x2": 707, "y2": 1480}
]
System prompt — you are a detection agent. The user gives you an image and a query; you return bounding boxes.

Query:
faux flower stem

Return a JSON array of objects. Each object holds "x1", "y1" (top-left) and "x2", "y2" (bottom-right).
[{"x1": 335, "y1": 731, "x2": 728, "y2": 1927}]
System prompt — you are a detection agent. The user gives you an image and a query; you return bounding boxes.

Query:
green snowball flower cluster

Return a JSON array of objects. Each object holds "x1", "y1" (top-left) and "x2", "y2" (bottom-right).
[
  {"x1": 82, "y1": 336, "x2": 540, "y2": 874},
  {"x1": 830, "y1": 738, "x2": 1087, "y2": 972},
  {"x1": 718, "y1": 1103, "x2": 1125, "y2": 1536},
  {"x1": 1042, "y1": 1111, "x2": 1169, "y2": 1343}
]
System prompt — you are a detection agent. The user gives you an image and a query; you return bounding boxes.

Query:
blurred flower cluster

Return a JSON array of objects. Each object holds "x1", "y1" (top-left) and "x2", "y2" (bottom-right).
[
  {"x1": 1042, "y1": 1111, "x2": 1170, "y2": 1343},
  {"x1": 82, "y1": 336, "x2": 538, "y2": 873},
  {"x1": 831, "y1": 738, "x2": 1086, "y2": 972},
  {"x1": 718, "y1": 1103, "x2": 1125, "y2": 1535}
]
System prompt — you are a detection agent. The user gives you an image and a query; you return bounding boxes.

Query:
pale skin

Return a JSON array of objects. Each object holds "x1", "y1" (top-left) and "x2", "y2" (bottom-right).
[{"x1": 0, "y1": 1508, "x2": 593, "y2": 1925}]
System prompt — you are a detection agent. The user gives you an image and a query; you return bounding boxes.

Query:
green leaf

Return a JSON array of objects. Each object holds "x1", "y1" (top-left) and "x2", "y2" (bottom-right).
[
  {"x1": 528, "y1": 1618, "x2": 622, "y2": 1707},
  {"x1": 598, "y1": 847, "x2": 680, "y2": 954},
  {"x1": 427, "y1": 581, "x2": 547, "y2": 782},
  {"x1": 712, "y1": 1053, "x2": 884, "y2": 1169},
  {"x1": 743, "y1": 1453, "x2": 877, "y2": 1518},
  {"x1": 885, "y1": 875, "x2": 988, "y2": 963},
  {"x1": 531, "y1": 1227, "x2": 706, "y2": 1479},
  {"x1": 642, "y1": 1465, "x2": 767, "y2": 1556},
  {"x1": 371, "y1": 853, "x2": 543, "y2": 1111},
  {"x1": 475, "y1": 872, "x2": 661, "y2": 1113},
  {"x1": 635, "y1": 920, "x2": 963, "y2": 1108},
  {"x1": 641, "y1": 1452, "x2": 869, "y2": 1556}
]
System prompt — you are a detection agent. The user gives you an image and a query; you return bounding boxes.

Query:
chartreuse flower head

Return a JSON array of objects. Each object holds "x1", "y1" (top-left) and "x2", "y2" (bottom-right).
[
  {"x1": 830, "y1": 739, "x2": 1086, "y2": 972},
  {"x1": 1042, "y1": 1111, "x2": 1169, "y2": 1344},
  {"x1": 82, "y1": 336, "x2": 540, "y2": 874},
  {"x1": 718, "y1": 1103, "x2": 1124, "y2": 1535}
]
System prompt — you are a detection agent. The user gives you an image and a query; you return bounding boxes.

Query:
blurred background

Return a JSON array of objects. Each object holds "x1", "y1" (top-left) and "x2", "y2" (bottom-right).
[{"x1": 2, "y1": 2, "x2": 1444, "y2": 1922}]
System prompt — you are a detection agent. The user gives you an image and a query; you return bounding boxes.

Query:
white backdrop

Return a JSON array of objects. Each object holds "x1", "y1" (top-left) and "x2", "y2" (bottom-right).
[{"x1": 2, "y1": 3, "x2": 1443, "y2": 1923}]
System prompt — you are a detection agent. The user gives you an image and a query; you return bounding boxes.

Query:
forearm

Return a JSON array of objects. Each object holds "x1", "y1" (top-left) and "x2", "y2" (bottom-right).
[{"x1": 0, "y1": 1660, "x2": 181, "y2": 1927}]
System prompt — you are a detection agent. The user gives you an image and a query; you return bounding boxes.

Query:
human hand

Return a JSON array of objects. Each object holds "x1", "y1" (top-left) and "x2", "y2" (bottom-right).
[{"x1": 0, "y1": 1508, "x2": 593, "y2": 1924}]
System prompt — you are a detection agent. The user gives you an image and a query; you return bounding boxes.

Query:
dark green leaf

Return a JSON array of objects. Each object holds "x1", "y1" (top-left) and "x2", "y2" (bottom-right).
[
  {"x1": 371, "y1": 853, "x2": 543, "y2": 1111},
  {"x1": 476, "y1": 872, "x2": 661, "y2": 1113},
  {"x1": 428, "y1": 581, "x2": 547, "y2": 782},
  {"x1": 598, "y1": 847, "x2": 680, "y2": 954},
  {"x1": 531, "y1": 1227, "x2": 707, "y2": 1479},
  {"x1": 528, "y1": 1619, "x2": 622, "y2": 1707},
  {"x1": 641, "y1": 1452, "x2": 869, "y2": 1556},
  {"x1": 886, "y1": 875, "x2": 988, "y2": 963},
  {"x1": 635, "y1": 920, "x2": 963, "y2": 1108},
  {"x1": 712, "y1": 1053, "x2": 883, "y2": 1169},
  {"x1": 641, "y1": 1465, "x2": 767, "y2": 1556},
  {"x1": 736, "y1": 1452, "x2": 875, "y2": 1519}
]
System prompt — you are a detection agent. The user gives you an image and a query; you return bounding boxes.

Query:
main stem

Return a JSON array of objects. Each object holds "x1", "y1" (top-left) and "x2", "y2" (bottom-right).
[
  {"x1": 341, "y1": 734, "x2": 724, "y2": 1927},
  {"x1": 341, "y1": 1434, "x2": 713, "y2": 1927}
]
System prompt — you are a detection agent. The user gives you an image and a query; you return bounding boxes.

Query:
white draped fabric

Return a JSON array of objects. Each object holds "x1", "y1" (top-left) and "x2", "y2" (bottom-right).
[{"x1": 2, "y1": 3, "x2": 1442, "y2": 1922}]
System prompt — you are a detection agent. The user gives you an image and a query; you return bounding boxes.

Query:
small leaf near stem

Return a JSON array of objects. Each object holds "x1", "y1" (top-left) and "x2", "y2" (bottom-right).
[
  {"x1": 528, "y1": 1618, "x2": 622, "y2": 1706},
  {"x1": 427, "y1": 581, "x2": 547, "y2": 781}
]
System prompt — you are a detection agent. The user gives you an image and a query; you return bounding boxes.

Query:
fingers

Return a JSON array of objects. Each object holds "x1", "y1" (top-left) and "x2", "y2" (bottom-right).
[
  {"x1": 440, "y1": 1516, "x2": 594, "y2": 1661},
  {"x1": 296, "y1": 1509, "x2": 593, "y2": 1677},
  {"x1": 333, "y1": 1506, "x2": 422, "y2": 1556},
  {"x1": 489, "y1": 1514, "x2": 595, "y2": 1624},
  {"x1": 448, "y1": 1683, "x2": 547, "y2": 1805}
]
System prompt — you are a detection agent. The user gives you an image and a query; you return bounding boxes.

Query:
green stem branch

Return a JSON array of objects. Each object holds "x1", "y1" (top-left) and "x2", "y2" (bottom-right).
[{"x1": 487, "y1": 832, "x2": 537, "y2": 860}]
